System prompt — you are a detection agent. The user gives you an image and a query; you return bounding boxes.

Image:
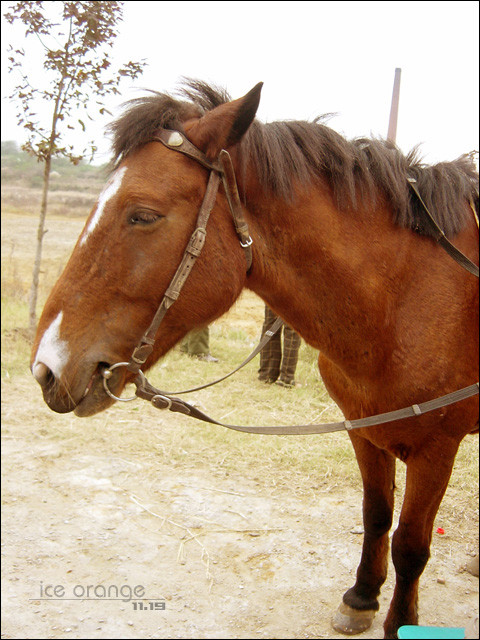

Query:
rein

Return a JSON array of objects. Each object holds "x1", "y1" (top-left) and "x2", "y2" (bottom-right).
[{"x1": 101, "y1": 129, "x2": 479, "y2": 435}]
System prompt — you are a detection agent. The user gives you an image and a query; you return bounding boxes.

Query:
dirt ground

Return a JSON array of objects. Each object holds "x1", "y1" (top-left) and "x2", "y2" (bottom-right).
[
  {"x1": 1, "y1": 374, "x2": 479, "y2": 640},
  {"x1": 1, "y1": 212, "x2": 478, "y2": 639}
]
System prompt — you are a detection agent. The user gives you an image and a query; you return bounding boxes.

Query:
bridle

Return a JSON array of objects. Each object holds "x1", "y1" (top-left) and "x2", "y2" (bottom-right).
[
  {"x1": 101, "y1": 128, "x2": 479, "y2": 435},
  {"x1": 101, "y1": 128, "x2": 255, "y2": 396},
  {"x1": 126, "y1": 129, "x2": 253, "y2": 375}
]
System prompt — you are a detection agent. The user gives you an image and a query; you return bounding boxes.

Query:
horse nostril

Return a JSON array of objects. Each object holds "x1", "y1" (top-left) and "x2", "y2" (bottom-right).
[{"x1": 32, "y1": 362, "x2": 54, "y2": 388}]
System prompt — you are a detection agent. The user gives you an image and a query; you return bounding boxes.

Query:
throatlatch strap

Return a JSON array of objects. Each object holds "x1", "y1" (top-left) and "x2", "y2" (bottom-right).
[{"x1": 219, "y1": 150, "x2": 253, "y2": 271}]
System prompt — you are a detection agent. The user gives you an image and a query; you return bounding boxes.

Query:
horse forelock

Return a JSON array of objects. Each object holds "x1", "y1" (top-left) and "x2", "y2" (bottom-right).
[
  {"x1": 107, "y1": 79, "x2": 479, "y2": 238},
  {"x1": 107, "y1": 79, "x2": 232, "y2": 170},
  {"x1": 107, "y1": 93, "x2": 200, "y2": 169}
]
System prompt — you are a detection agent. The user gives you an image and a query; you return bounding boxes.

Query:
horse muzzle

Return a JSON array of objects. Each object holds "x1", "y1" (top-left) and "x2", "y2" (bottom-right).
[{"x1": 31, "y1": 360, "x2": 120, "y2": 416}]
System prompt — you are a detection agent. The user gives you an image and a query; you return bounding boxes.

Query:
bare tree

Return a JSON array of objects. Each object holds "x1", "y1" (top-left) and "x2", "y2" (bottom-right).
[{"x1": 4, "y1": 1, "x2": 146, "y2": 332}]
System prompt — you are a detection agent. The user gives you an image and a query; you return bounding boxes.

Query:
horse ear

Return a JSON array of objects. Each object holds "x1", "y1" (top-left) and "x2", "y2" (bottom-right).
[{"x1": 184, "y1": 82, "x2": 263, "y2": 159}]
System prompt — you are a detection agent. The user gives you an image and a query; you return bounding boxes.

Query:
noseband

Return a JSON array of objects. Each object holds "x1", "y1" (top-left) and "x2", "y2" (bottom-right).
[{"x1": 102, "y1": 128, "x2": 254, "y2": 398}]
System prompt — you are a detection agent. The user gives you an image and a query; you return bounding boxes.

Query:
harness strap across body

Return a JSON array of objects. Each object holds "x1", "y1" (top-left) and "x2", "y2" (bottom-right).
[
  {"x1": 408, "y1": 177, "x2": 479, "y2": 278},
  {"x1": 102, "y1": 129, "x2": 479, "y2": 435}
]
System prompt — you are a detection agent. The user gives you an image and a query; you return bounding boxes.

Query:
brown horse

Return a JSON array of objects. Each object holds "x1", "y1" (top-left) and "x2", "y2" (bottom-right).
[{"x1": 31, "y1": 80, "x2": 479, "y2": 638}]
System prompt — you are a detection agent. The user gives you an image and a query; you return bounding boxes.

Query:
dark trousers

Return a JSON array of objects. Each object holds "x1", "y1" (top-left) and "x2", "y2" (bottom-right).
[
  {"x1": 180, "y1": 327, "x2": 210, "y2": 356},
  {"x1": 258, "y1": 306, "x2": 301, "y2": 384}
]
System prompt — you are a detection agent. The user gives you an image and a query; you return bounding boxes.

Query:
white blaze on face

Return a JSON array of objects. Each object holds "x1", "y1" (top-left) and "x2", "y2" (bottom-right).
[
  {"x1": 33, "y1": 311, "x2": 70, "y2": 379},
  {"x1": 80, "y1": 166, "x2": 127, "y2": 246}
]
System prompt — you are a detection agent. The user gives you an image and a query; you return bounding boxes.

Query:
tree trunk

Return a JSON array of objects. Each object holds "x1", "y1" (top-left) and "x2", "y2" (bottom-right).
[
  {"x1": 28, "y1": 62, "x2": 66, "y2": 334},
  {"x1": 28, "y1": 153, "x2": 52, "y2": 333}
]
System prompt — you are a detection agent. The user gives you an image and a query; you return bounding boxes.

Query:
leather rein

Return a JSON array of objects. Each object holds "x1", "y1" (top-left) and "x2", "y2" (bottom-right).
[{"x1": 101, "y1": 128, "x2": 479, "y2": 435}]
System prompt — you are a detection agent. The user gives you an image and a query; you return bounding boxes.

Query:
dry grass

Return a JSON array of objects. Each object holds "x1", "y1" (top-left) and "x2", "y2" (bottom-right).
[{"x1": 1, "y1": 185, "x2": 98, "y2": 218}]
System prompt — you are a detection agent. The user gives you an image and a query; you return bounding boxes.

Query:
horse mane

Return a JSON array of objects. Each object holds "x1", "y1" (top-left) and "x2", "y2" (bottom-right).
[{"x1": 108, "y1": 79, "x2": 479, "y2": 238}]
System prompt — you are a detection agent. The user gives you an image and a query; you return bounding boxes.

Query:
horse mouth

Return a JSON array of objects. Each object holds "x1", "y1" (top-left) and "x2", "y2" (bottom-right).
[
  {"x1": 81, "y1": 366, "x2": 100, "y2": 399},
  {"x1": 36, "y1": 359, "x2": 131, "y2": 417},
  {"x1": 73, "y1": 362, "x2": 120, "y2": 417}
]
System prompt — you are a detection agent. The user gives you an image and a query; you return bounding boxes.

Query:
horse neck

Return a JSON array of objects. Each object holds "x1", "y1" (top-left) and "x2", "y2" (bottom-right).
[{"x1": 243, "y1": 179, "x2": 402, "y2": 356}]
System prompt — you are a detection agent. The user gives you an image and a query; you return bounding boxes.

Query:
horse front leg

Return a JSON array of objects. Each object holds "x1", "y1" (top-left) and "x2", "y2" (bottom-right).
[
  {"x1": 333, "y1": 433, "x2": 396, "y2": 635},
  {"x1": 384, "y1": 439, "x2": 459, "y2": 638}
]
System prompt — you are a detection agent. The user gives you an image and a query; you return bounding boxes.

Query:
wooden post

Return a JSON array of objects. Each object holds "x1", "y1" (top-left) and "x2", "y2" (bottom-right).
[{"x1": 387, "y1": 68, "x2": 401, "y2": 143}]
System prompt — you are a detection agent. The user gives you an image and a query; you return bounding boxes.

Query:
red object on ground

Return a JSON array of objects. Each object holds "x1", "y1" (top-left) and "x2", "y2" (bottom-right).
[{"x1": 436, "y1": 527, "x2": 445, "y2": 535}]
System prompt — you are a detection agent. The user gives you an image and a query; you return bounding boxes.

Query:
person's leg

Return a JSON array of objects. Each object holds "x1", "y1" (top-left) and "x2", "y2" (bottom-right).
[
  {"x1": 258, "y1": 306, "x2": 281, "y2": 382},
  {"x1": 179, "y1": 334, "x2": 189, "y2": 353},
  {"x1": 184, "y1": 327, "x2": 210, "y2": 356},
  {"x1": 278, "y1": 326, "x2": 301, "y2": 385},
  {"x1": 188, "y1": 327, "x2": 219, "y2": 362}
]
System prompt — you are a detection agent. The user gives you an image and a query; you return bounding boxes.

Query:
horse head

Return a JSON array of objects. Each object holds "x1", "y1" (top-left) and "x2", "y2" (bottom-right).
[{"x1": 31, "y1": 83, "x2": 263, "y2": 416}]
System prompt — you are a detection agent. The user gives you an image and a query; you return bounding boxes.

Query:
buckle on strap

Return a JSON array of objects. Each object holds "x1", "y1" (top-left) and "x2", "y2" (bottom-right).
[
  {"x1": 186, "y1": 227, "x2": 206, "y2": 256},
  {"x1": 151, "y1": 394, "x2": 173, "y2": 410},
  {"x1": 218, "y1": 149, "x2": 253, "y2": 270}
]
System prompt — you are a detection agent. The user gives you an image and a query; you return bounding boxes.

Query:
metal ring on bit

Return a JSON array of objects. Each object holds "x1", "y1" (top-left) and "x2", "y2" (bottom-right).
[{"x1": 102, "y1": 362, "x2": 145, "y2": 402}]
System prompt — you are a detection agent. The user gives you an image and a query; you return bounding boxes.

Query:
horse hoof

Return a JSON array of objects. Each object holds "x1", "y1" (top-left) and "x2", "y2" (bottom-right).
[{"x1": 332, "y1": 602, "x2": 376, "y2": 635}]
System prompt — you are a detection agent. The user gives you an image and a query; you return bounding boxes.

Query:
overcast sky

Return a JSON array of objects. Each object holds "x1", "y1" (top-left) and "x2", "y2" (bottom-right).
[{"x1": 1, "y1": 1, "x2": 479, "y2": 166}]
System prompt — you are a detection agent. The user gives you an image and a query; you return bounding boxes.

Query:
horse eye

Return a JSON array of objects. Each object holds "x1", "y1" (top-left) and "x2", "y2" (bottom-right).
[{"x1": 129, "y1": 210, "x2": 162, "y2": 226}]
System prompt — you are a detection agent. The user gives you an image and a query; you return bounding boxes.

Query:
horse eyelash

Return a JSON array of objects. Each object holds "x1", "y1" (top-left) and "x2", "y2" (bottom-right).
[{"x1": 129, "y1": 211, "x2": 163, "y2": 225}]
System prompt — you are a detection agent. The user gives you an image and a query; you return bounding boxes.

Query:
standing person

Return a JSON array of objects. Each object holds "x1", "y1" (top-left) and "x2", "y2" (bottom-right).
[
  {"x1": 258, "y1": 305, "x2": 301, "y2": 387},
  {"x1": 180, "y1": 327, "x2": 218, "y2": 362}
]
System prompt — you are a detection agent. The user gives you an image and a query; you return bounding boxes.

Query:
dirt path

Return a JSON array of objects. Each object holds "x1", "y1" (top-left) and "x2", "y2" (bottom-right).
[{"x1": 2, "y1": 373, "x2": 478, "y2": 640}]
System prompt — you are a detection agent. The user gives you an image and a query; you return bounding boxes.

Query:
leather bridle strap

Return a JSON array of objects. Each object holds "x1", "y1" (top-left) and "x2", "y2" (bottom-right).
[
  {"x1": 153, "y1": 129, "x2": 253, "y2": 270},
  {"x1": 126, "y1": 129, "x2": 255, "y2": 375},
  {"x1": 127, "y1": 169, "x2": 221, "y2": 373},
  {"x1": 219, "y1": 150, "x2": 253, "y2": 270}
]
